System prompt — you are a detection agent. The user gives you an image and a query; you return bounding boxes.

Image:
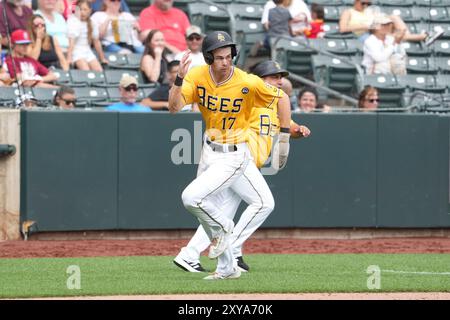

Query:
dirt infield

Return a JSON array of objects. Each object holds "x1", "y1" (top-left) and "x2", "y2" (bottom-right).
[{"x1": 2, "y1": 237, "x2": 450, "y2": 258}]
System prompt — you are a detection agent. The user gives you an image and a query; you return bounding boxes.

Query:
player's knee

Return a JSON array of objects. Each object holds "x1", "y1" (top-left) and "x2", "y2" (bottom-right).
[
  {"x1": 181, "y1": 187, "x2": 199, "y2": 210},
  {"x1": 263, "y1": 195, "x2": 275, "y2": 213}
]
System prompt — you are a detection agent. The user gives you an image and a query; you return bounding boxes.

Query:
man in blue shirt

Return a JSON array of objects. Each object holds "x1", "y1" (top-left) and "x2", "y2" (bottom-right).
[{"x1": 106, "y1": 74, "x2": 151, "y2": 112}]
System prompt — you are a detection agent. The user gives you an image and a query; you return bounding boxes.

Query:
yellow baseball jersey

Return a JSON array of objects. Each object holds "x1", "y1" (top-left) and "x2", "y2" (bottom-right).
[
  {"x1": 181, "y1": 65, "x2": 283, "y2": 144},
  {"x1": 248, "y1": 111, "x2": 297, "y2": 168},
  {"x1": 247, "y1": 106, "x2": 279, "y2": 168}
]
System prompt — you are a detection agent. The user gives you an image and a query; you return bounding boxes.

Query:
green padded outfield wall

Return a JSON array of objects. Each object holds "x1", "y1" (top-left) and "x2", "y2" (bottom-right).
[{"x1": 20, "y1": 111, "x2": 450, "y2": 231}]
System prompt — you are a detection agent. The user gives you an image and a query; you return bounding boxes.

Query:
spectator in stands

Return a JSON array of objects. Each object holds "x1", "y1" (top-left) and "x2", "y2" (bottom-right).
[
  {"x1": 339, "y1": 0, "x2": 441, "y2": 44},
  {"x1": 141, "y1": 60, "x2": 179, "y2": 111},
  {"x1": 140, "y1": 29, "x2": 169, "y2": 84},
  {"x1": 174, "y1": 25, "x2": 205, "y2": 70},
  {"x1": 296, "y1": 86, "x2": 329, "y2": 112},
  {"x1": 262, "y1": 0, "x2": 311, "y2": 32},
  {"x1": 53, "y1": 84, "x2": 76, "y2": 108},
  {"x1": 4, "y1": 29, "x2": 58, "y2": 88},
  {"x1": 66, "y1": 0, "x2": 107, "y2": 71},
  {"x1": 27, "y1": 14, "x2": 69, "y2": 70},
  {"x1": 106, "y1": 74, "x2": 151, "y2": 112},
  {"x1": 15, "y1": 93, "x2": 38, "y2": 107},
  {"x1": 139, "y1": 0, "x2": 190, "y2": 54},
  {"x1": 55, "y1": 0, "x2": 74, "y2": 20},
  {"x1": 358, "y1": 85, "x2": 379, "y2": 110},
  {"x1": 0, "y1": 0, "x2": 34, "y2": 47},
  {"x1": 362, "y1": 14, "x2": 404, "y2": 75},
  {"x1": 91, "y1": 0, "x2": 144, "y2": 54},
  {"x1": 35, "y1": 0, "x2": 69, "y2": 51},
  {"x1": 91, "y1": 0, "x2": 130, "y2": 14},
  {"x1": 294, "y1": 3, "x2": 324, "y2": 39}
]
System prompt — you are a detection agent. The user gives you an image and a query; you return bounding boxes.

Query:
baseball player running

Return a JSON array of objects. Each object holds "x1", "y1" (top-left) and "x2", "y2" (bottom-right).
[
  {"x1": 173, "y1": 60, "x2": 311, "y2": 274},
  {"x1": 168, "y1": 31, "x2": 292, "y2": 280}
]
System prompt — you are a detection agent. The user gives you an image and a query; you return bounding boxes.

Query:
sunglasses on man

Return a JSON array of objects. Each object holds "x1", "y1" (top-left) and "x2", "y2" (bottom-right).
[
  {"x1": 361, "y1": 1, "x2": 372, "y2": 6},
  {"x1": 124, "y1": 85, "x2": 138, "y2": 92},
  {"x1": 187, "y1": 35, "x2": 202, "y2": 41}
]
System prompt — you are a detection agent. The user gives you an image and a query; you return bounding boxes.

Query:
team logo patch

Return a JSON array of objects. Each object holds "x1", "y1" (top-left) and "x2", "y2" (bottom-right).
[
  {"x1": 242, "y1": 87, "x2": 249, "y2": 94},
  {"x1": 217, "y1": 33, "x2": 226, "y2": 42},
  {"x1": 275, "y1": 62, "x2": 281, "y2": 70}
]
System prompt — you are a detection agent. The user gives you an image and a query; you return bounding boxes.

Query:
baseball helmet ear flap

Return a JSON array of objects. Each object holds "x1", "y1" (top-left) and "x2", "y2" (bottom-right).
[{"x1": 202, "y1": 31, "x2": 238, "y2": 65}]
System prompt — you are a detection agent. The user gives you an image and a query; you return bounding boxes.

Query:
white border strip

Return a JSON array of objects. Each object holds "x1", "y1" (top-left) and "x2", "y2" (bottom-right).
[{"x1": 382, "y1": 269, "x2": 450, "y2": 275}]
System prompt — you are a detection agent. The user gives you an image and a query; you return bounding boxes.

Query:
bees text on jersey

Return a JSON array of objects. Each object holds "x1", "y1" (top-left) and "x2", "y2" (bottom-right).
[{"x1": 181, "y1": 65, "x2": 283, "y2": 144}]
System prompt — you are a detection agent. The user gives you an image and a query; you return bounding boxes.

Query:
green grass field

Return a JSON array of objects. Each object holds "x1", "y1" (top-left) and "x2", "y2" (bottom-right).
[{"x1": 1, "y1": 254, "x2": 450, "y2": 298}]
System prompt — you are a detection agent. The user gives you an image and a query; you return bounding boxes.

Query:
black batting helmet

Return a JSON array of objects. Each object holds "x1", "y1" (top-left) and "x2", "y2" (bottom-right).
[
  {"x1": 202, "y1": 31, "x2": 237, "y2": 65},
  {"x1": 252, "y1": 60, "x2": 289, "y2": 78}
]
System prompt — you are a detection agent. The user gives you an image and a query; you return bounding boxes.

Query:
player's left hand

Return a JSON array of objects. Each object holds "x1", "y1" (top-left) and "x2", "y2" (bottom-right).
[{"x1": 290, "y1": 122, "x2": 311, "y2": 139}]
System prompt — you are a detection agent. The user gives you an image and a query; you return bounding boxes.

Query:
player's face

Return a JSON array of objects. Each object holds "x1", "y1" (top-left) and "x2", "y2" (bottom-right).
[
  {"x1": 211, "y1": 47, "x2": 233, "y2": 75},
  {"x1": 263, "y1": 74, "x2": 283, "y2": 88},
  {"x1": 299, "y1": 92, "x2": 317, "y2": 112}
]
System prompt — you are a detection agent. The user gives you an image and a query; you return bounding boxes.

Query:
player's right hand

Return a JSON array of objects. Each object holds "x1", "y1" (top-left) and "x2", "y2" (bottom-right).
[{"x1": 178, "y1": 50, "x2": 192, "y2": 78}]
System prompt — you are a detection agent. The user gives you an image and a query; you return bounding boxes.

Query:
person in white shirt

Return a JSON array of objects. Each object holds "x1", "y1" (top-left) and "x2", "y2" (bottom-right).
[
  {"x1": 90, "y1": 0, "x2": 144, "y2": 54},
  {"x1": 261, "y1": 0, "x2": 311, "y2": 32},
  {"x1": 362, "y1": 14, "x2": 405, "y2": 75},
  {"x1": 174, "y1": 25, "x2": 205, "y2": 70}
]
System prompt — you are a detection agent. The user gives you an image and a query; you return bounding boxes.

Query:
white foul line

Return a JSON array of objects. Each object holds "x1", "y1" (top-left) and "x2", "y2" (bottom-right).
[{"x1": 382, "y1": 269, "x2": 450, "y2": 276}]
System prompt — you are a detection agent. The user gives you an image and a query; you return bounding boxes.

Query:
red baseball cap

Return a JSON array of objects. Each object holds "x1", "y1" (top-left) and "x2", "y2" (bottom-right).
[{"x1": 11, "y1": 29, "x2": 31, "y2": 45}]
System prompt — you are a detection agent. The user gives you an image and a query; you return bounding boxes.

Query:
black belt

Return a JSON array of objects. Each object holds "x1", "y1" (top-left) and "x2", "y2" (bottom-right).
[{"x1": 206, "y1": 139, "x2": 238, "y2": 152}]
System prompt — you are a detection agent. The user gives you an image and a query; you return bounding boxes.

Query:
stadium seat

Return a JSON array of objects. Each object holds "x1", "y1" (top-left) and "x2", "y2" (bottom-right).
[
  {"x1": 363, "y1": 74, "x2": 406, "y2": 108},
  {"x1": 235, "y1": 0, "x2": 266, "y2": 4},
  {"x1": 235, "y1": 20, "x2": 268, "y2": 66},
  {"x1": 406, "y1": 57, "x2": 439, "y2": 74},
  {"x1": 105, "y1": 52, "x2": 129, "y2": 69},
  {"x1": 323, "y1": 6, "x2": 341, "y2": 23},
  {"x1": 415, "y1": 0, "x2": 450, "y2": 6},
  {"x1": 435, "y1": 57, "x2": 450, "y2": 73},
  {"x1": 142, "y1": 86, "x2": 158, "y2": 97},
  {"x1": 31, "y1": 87, "x2": 58, "y2": 105},
  {"x1": 377, "y1": 0, "x2": 414, "y2": 6},
  {"x1": 384, "y1": 7, "x2": 420, "y2": 23},
  {"x1": 432, "y1": 40, "x2": 450, "y2": 56},
  {"x1": 0, "y1": 87, "x2": 30, "y2": 107},
  {"x1": 415, "y1": 23, "x2": 450, "y2": 40},
  {"x1": 323, "y1": 23, "x2": 355, "y2": 40},
  {"x1": 311, "y1": 38, "x2": 353, "y2": 56},
  {"x1": 69, "y1": 70, "x2": 105, "y2": 86},
  {"x1": 127, "y1": 0, "x2": 150, "y2": 16},
  {"x1": 305, "y1": 0, "x2": 344, "y2": 5},
  {"x1": 73, "y1": 87, "x2": 109, "y2": 107},
  {"x1": 102, "y1": 69, "x2": 140, "y2": 87},
  {"x1": 52, "y1": 69, "x2": 72, "y2": 86},
  {"x1": 312, "y1": 54, "x2": 359, "y2": 96},
  {"x1": 188, "y1": 3, "x2": 231, "y2": 35},
  {"x1": 229, "y1": 3, "x2": 264, "y2": 21},
  {"x1": 413, "y1": 7, "x2": 450, "y2": 23},
  {"x1": 126, "y1": 53, "x2": 142, "y2": 69},
  {"x1": 400, "y1": 41, "x2": 431, "y2": 57},
  {"x1": 396, "y1": 74, "x2": 446, "y2": 94},
  {"x1": 273, "y1": 38, "x2": 316, "y2": 79},
  {"x1": 173, "y1": 0, "x2": 191, "y2": 14}
]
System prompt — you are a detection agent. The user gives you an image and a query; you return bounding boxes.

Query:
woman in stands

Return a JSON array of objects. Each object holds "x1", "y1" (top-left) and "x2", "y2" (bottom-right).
[
  {"x1": 66, "y1": 0, "x2": 107, "y2": 71},
  {"x1": 296, "y1": 86, "x2": 330, "y2": 112},
  {"x1": 140, "y1": 29, "x2": 169, "y2": 84},
  {"x1": 27, "y1": 14, "x2": 69, "y2": 71},
  {"x1": 339, "y1": 0, "x2": 440, "y2": 44},
  {"x1": 35, "y1": 0, "x2": 70, "y2": 52},
  {"x1": 358, "y1": 85, "x2": 379, "y2": 110},
  {"x1": 91, "y1": 0, "x2": 144, "y2": 54}
]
